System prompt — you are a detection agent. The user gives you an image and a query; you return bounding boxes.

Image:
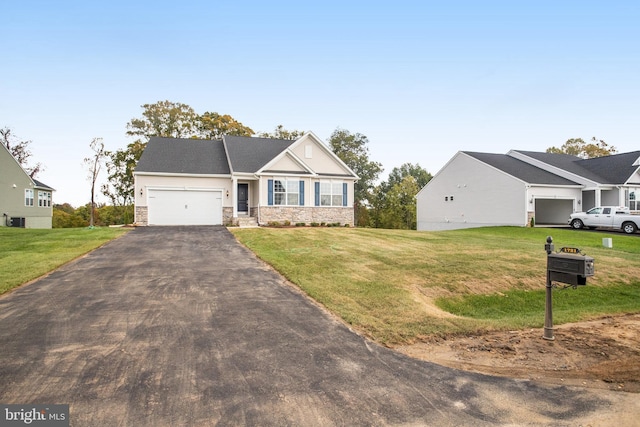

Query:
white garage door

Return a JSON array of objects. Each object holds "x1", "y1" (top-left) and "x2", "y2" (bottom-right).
[{"x1": 148, "y1": 189, "x2": 223, "y2": 225}]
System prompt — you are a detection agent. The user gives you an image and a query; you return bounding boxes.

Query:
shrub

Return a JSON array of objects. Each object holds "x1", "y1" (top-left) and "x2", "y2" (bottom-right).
[
  {"x1": 310, "y1": 222, "x2": 320, "y2": 227},
  {"x1": 295, "y1": 222, "x2": 306, "y2": 227},
  {"x1": 283, "y1": 220, "x2": 291, "y2": 226}
]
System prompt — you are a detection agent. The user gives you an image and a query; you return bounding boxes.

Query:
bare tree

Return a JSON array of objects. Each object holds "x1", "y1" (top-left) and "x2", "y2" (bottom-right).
[
  {"x1": 0, "y1": 127, "x2": 45, "y2": 177},
  {"x1": 84, "y1": 138, "x2": 107, "y2": 227}
]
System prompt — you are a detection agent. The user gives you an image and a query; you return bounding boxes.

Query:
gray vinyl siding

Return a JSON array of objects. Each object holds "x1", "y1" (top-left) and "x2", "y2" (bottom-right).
[{"x1": 417, "y1": 152, "x2": 526, "y2": 231}]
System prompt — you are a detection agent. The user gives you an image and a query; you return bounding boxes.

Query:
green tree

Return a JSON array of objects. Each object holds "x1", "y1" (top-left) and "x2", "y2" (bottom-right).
[
  {"x1": 197, "y1": 112, "x2": 254, "y2": 140},
  {"x1": 371, "y1": 163, "x2": 431, "y2": 229},
  {"x1": 53, "y1": 204, "x2": 90, "y2": 228},
  {"x1": 126, "y1": 100, "x2": 198, "y2": 140},
  {"x1": 328, "y1": 128, "x2": 383, "y2": 216},
  {"x1": 382, "y1": 163, "x2": 432, "y2": 192},
  {"x1": 377, "y1": 176, "x2": 420, "y2": 229},
  {"x1": 0, "y1": 127, "x2": 44, "y2": 177},
  {"x1": 546, "y1": 137, "x2": 617, "y2": 159},
  {"x1": 259, "y1": 125, "x2": 305, "y2": 140},
  {"x1": 102, "y1": 140, "x2": 145, "y2": 224}
]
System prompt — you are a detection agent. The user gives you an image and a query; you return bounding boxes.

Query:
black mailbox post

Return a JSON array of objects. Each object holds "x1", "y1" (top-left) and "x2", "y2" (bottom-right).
[{"x1": 543, "y1": 237, "x2": 595, "y2": 340}]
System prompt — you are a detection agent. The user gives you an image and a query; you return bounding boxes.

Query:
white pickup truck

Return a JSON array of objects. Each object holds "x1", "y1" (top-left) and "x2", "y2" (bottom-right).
[{"x1": 569, "y1": 206, "x2": 640, "y2": 234}]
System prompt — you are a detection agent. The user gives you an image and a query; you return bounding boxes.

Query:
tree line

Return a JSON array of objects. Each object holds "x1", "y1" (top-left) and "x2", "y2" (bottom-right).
[
  {"x1": 99, "y1": 100, "x2": 431, "y2": 229},
  {"x1": 2, "y1": 101, "x2": 618, "y2": 229}
]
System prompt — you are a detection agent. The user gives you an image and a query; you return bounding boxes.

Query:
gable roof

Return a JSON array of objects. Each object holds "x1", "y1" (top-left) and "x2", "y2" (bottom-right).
[
  {"x1": 223, "y1": 136, "x2": 295, "y2": 173},
  {"x1": 33, "y1": 179, "x2": 55, "y2": 191},
  {"x1": 513, "y1": 150, "x2": 640, "y2": 185},
  {"x1": 135, "y1": 134, "x2": 358, "y2": 180},
  {"x1": 464, "y1": 152, "x2": 580, "y2": 185},
  {"x1": 255, "y1": 132, "x2": 358, "y2": 178},
  {"x1": 1, "y1": 141, "x2": 54, "y2": 190},
  {"x1": 576, "y1": 151, "x2": 640, "y2": 184},
  {"x1": 136, "y1": 137, "x2": 230, "y2": 174}
]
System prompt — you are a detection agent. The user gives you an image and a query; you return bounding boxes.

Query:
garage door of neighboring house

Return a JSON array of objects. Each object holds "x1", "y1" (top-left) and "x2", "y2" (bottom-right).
[
  {"x1": 535, "y1": 199, "x2": 574, "y2": 225},
  {"x1": 148, "y1": 189, "x2": 222, "y2": 225}
]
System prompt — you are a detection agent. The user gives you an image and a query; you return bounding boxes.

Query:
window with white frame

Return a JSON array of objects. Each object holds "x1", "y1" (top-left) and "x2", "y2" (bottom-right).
[
  {"x1": 627, "y1": 188, "x2": 638, "y2": 211},
  {"x1": 25, "y1": 189, "x2": 34, "y2": 206},
  {"x1": 320, "y1": 181, "x2": 343, "y2": 206},
  {"x1": 38, "y1": 191, "x2": 51, "y2": 207},
  {"x1": 273, "y1": 179, "x2": 300, "y2": 206}
]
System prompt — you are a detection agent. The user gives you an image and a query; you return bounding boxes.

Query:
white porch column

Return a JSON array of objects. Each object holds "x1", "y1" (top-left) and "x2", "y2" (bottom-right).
[
  {"x1": 232, "y1": 177, "x2": 238, "y2": 218},
  {"x1": 595, "y1": 188, "x2": 602, "y2": 207}
]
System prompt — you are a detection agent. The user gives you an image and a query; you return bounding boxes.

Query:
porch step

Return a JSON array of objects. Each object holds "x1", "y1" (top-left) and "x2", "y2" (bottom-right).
[{"x1": 237, "y1": 217, "x2": 259, "y2": 228}]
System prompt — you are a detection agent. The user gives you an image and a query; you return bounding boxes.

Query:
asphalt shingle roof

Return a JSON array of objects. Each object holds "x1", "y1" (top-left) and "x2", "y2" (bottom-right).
[
  {"x1": 464, "y1": 152, "x2": 581, "y2": 185},
  {"x1": 33, "y1": 179, "x2": 55, "y2": 191},
  {"x1": 514, "y1": 150, "x2": 640, "y2": 184},
  {"x1": 223, "y1": 136, "x2": 296, "y2": 173},
  {"x1": 576, "y1": 151, "x2": 640, "y2": 184},
  {"x1": 135, "y1": 137, "x2": 230, "y2": 174}
]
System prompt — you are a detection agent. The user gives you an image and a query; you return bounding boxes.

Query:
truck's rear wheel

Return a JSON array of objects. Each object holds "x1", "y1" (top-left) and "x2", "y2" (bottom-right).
[
  {"x1": 571, "y1": 219, "x2": 584, "y2": 230},
  {"x1": 622, "y1": 222, "x2": 637, "y2": 234}
]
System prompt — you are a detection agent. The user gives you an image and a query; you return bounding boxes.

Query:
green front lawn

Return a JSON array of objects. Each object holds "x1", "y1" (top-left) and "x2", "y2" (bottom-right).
[
  {"x1": 231, "y1": 226, "x2": 640, "y2": 346},
  {"x1": 0, "y1": 227, "x2": 130, "y2": 295}
]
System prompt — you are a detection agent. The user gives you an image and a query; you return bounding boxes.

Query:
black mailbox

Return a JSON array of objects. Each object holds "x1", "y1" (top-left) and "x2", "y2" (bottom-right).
[{"x1": 548, "y1": 252, "x2": 594, "y2": 286}]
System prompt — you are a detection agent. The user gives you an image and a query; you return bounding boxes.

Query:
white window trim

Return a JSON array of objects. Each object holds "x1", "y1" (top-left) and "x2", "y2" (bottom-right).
[
  {"x1": 25, "y1": 189, "x2": 34, "y2": 207},
  {"x1": 273, "y1": 178, "x2": 300, "y2": 206},
  {"x1": 320, "y1": 180, "x2": 343, "y2": 207},
  {"x1": 38, "y1": 191, "x2": 51, "y2": 207}
]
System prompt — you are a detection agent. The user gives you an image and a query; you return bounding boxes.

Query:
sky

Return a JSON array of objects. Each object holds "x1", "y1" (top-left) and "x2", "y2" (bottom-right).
[{"x1": 2, "y1": 1, "x2": 639, "y2": 207}]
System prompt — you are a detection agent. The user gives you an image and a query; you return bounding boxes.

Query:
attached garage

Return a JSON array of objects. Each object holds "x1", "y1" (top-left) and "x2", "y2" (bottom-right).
[
  {"x1": 534, "y1": 199, "x2": 574, "y2": 225},
  {"x1": 148, "y1": 189, "x2": 222, "y2": 225}
]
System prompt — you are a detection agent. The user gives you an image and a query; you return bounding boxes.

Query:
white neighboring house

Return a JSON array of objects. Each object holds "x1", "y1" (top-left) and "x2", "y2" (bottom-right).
[
  {"x1": 416, "y1": 150, "x2": 640, "y2": 231},
  {"x1": 134, "y1": 133, "x2": 358, "y2": 226}
]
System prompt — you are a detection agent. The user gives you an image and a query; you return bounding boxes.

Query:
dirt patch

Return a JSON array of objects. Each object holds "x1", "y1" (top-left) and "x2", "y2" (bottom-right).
[{"x1": 396, "y1": 313, "x2": 640, "y2": 393}]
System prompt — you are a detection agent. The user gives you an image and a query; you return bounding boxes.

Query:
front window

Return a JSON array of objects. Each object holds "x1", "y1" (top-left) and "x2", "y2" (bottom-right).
[
  {"x1": 320, "y1": 181, "x2": 343, "y2": 206},
  {"x1": 627, "y1": 188, "x2": 638, "y2": 211},
  {"x1": 38, "y1": 191, "x2": 51, "y2": 207},
  {"x1": 587, "y1": 207, "x2": 602, "y2": 214},
  {"x1": 25, "y1": 189, "x2": 34, "y2": 206},
  {"x1": 273, "y1": 179, "x2": 299, "y2": 206}
]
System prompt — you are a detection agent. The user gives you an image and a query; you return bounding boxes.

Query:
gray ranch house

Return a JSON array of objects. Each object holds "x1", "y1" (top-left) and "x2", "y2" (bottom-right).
[
  {"x1": 134, "y1": 133, "x2": 359, "y2": 226},
  {"x1": 1, "y1": 141, "x2": 54, "y2": 228},
  {"x1": 417, "y1": 149, "x2": 640, "y2": 231}
]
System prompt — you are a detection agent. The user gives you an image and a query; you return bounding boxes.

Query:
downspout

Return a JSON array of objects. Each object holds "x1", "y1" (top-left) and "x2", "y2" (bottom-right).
[
  {"x1": 231, "y1": 176, "x2": 238, "y2": 220},
  {"x1": 256, "y1": 174, "x2": 261, "y2": 225},
  {"x1": 617, "y1": 185, "x2": 625, "y2": 207},
  {"x1": 526, "y1": 185, "x2": 533, "y2": 227}
]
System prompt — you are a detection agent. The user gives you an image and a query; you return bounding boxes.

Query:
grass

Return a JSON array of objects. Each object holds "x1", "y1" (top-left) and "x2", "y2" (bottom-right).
[
  {"x1": 437, "y1": 282, "x2": 640, "y2": 328},
  {"x1": 0, "y1": 227, "x2": 130, "y2": 295},
  {"x1": 231, "y1": 226, "x2": 640, "y2": 345}
]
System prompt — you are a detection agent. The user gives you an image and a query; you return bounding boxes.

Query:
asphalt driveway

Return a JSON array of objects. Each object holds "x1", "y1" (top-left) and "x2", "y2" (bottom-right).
[{"x1": 0, "y1": 227, "x2": 635, "y2": 426}]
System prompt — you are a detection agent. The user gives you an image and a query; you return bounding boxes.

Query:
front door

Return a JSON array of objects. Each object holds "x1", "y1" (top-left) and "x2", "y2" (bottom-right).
[{"x1": 237, "y1": 183, "x2": 248, "y2": 213}]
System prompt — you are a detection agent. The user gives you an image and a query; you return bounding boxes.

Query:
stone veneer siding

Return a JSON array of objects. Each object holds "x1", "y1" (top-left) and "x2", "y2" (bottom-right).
[
  {"x1": 223, "y1": 207, "x2": 234, "y2": 225},
  {"x1": 527, "y1": 211, "x2": 535, "y2": 227},
  {"x1": 258, "y1": 206, "x2": 354, "y2": 226},
  {"x1": 135, "y1": 206, "x2": 148, "y2": 226}
]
